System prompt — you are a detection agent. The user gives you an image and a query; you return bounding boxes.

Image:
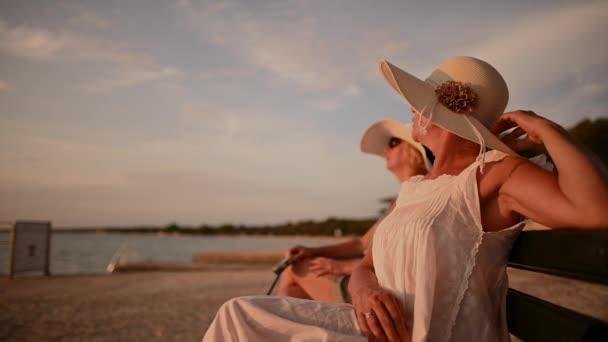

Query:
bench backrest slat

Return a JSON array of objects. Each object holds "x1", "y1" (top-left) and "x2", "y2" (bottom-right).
[
  {"x1": 507, "y1": 229, "x2": 608, "y2": 285},
  {"x1": 506, "y1": 229, "x2": 608, "y2": 340},
  {"x1": 507, "y1": 289, "x2": 608, "y2": 341}
]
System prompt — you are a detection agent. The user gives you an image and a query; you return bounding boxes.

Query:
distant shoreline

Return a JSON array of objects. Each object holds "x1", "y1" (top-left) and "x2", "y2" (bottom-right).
[{"x1": 0, "y1": 228, "x2": 354, "y2": 240}]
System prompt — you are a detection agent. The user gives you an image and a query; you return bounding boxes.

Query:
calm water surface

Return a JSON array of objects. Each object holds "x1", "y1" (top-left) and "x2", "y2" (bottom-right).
[{"x1": 0, "y1": 231, "x2": 338, "y2": 275}]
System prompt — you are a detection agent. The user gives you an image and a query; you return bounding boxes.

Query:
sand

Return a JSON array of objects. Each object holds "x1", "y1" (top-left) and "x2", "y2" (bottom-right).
[
  {"x1": 0, "y1": 270, "x2": 274, "y2": 342},
  {"x1": 1, "y1": 267, "x2": 606, "y2": 342}
]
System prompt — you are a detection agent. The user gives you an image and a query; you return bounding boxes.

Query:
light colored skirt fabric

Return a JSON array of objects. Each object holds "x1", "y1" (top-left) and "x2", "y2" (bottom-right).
[{"x1": 203, "y1": 296, "x2": 365, "y2": 342}]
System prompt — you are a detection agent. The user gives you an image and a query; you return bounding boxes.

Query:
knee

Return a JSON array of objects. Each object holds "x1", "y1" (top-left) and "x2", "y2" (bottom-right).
[
  {"x1": 290, "y1": 258, "x2": 313, "y2": 277},
  {"x1": 281, "y1": 259, "x2": 312, "y2": 282},
  {"x1": 281, "y1": 264, "x2": 295, "y2": 282},
  {"x1": 217, "y1": 296, "x2": 247, "y2": 315},
  {"x1": 205, "y1": 297, "x2": 253, "y2": 341}
]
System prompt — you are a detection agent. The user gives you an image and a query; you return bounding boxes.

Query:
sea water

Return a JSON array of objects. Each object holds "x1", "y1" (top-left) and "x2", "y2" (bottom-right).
[{"x1": 0, "y1": 231, "x2": 338, "y2": 275}]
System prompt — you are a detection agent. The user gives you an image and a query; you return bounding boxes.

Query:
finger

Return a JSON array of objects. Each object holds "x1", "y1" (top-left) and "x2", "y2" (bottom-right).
[
  {"x1": 309, "y1": 259, "x2": 325, "y2": 268},
  {"x1": 499, "y1": 111, "x2": 529, "y2": 127},
  {"x1": 509, "y1": 137, "x2": 540, "y2": 151},
  {"x1": 501, "y1": 127, "x2": 526, "y2": 144},
  {"x1": 309, "y1": 265, "x2": 323, "y2": 275},
  {"x1": 309, "y1": 265, "x2": 329, "y2": 277},
  {"x1": 292, "y1": 251, "x2": 305, "y2": 262},
  {"x1": 364, "y1": 310, "x2": 389, "y2": 341},
  {"x1": 371, "y1": 301, "x2": 400, "y2": 342},
  {"x1": 310, "y1": 264, "x2": 328, "y2": 272},
  {"x1": 356, "y1": 310, "x2": 372, "y2": 339},
  {"x1": 311, "y1": 270, "x2": 323, "y2": 277},
  {"x1": 316, "y1": 270, "x2": 328, "y2": 277},
  {"x1": 382, "y1": 296, "x2": 408, "y2": 340},
  {"x1": 285, "y1": 246, "x2": 296, "y2": 258},
  {"x1": 493, "y1": 116, "x2": 518, "y2": 134}
]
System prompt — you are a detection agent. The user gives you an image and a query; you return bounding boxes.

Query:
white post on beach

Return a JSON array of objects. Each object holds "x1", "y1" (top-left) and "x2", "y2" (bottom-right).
[{"x1": 9, "y1": 220, "x2": 52, "y2": 278}]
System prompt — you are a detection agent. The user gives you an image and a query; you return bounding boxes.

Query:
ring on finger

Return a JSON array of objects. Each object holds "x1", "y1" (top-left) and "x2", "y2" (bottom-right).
[{"x1": 363, "y1": 311, "x2": 374, "y2": 319}]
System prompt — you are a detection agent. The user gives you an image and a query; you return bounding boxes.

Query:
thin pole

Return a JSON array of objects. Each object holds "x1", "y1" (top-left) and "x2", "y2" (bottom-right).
[{"x1": 265, "y1": 257, "x2": 293, "y2": 295}]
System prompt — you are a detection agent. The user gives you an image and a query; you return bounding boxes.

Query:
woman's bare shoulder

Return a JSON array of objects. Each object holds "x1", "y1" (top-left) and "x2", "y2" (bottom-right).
[
  {"x1": 482, "y1": 155, "x2": 527, "y2": 177},
  {"x1": 478, "y1": 155, "x2": 534, "y2": 191},
  {"x1": 489, "y1": 155, "x2": 555, "y2": 193}
]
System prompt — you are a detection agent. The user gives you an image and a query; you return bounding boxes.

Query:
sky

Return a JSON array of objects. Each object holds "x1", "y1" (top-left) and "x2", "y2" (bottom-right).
[{"x1": 0, "y1": 0, "x2": 607, "y2": 227}]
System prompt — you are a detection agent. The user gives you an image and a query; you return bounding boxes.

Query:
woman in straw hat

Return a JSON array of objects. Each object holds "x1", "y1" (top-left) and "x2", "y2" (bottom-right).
[
  {"x1": 276, "y1": 120, "x2": 431, "y2": 303},
  {"x1": 203, "y1": 56, "x2": 608, "y2": 342}
]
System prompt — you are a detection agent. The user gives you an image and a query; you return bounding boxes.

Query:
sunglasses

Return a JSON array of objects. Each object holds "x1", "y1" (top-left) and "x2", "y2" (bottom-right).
[{"x1": 387, "y1": 137, "x2": 403, "y2": 149}]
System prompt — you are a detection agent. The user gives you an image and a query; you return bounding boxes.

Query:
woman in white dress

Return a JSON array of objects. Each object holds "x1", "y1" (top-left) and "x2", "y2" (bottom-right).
[
  {"x1": 277, "y1": 120, "x2": 431, "y2": 303},
  {"x1": 203, "y1": 56, "x2": 608, "y2": 342}
]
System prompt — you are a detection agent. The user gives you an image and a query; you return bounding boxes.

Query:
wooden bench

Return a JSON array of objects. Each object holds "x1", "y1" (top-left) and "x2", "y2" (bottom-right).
[{"x1": 507, "y1": 229, "x2": 608, "y2": 341}]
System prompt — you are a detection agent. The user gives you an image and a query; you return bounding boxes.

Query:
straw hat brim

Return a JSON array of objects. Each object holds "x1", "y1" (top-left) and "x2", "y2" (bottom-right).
[
  {"x1": 379, "y1": 60, "x2": 517, "y2": 156},
  {"x1": 360, "y1": 119, "x2": 432, "y2": 171}
]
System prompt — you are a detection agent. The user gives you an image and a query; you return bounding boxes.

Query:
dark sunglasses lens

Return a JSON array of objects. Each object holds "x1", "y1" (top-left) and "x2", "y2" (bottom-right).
[{"x1": 388, "y1": 137, "x2": 402, "y2": 148}]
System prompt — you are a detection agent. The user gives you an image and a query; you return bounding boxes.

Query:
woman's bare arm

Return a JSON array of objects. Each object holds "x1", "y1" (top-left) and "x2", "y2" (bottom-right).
[
  {"x1": 287, "y1": 202, "x2": 395, "y2": 261},
  {"x1": 350, "y1": 240, "x2": 409, "y2": 341},
  {"x1": 308, "y1": 257, "x2": 362, "y2": 277},
  {"x1": 497, "y1": 110, "x2": 608, "y2": 228}
]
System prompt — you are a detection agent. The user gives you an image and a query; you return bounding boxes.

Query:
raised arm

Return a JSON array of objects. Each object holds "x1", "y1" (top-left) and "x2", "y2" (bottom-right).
[{"x1": 497, "y1": 110, "x2": 608, "y2": 228}]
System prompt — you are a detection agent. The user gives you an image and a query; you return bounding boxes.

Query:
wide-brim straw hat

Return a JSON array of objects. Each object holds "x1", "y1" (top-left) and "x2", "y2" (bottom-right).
[
  {"x1": 360, "y1": 119, "x2": 432, "y2": 171},
  {"x1": 379, "y1": 56, "x2": 517, "y2": 156}
]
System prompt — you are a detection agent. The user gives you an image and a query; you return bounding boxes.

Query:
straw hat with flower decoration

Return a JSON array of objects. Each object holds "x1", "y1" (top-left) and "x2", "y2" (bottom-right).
[{"x1": 378, "y1": 56, "x2": 518, "y2": 157}]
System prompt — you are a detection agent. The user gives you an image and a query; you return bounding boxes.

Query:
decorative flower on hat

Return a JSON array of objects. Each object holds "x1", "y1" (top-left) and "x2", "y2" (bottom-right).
[{"x1": 434, "y1": 81, "x2": 477, "y2": 113}]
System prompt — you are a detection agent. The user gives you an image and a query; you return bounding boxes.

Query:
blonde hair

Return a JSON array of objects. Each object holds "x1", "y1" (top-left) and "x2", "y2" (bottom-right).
[{"x1": 403, "y1": 142, "x2": 427, "y2": 176}]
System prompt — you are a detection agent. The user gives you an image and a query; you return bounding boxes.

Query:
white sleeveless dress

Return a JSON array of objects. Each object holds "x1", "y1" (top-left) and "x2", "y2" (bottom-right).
[{"x1": 203, "y1": 151, "x2": 524, "y2": 342}]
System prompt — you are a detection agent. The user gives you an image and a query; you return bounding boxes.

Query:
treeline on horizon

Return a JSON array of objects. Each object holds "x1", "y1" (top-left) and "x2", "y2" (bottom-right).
[
  {"x1": 568, "y1": 118, "x2": 608, "y2": 165},
  {"x1": 110, "y1": 217, "x2": 378, "y2": 237}
]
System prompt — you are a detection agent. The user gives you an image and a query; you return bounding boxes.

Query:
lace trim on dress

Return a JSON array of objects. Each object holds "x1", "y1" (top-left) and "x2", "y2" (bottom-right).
[{"x1": 442, "y1": 150, "x2": 509, "y2": 342}]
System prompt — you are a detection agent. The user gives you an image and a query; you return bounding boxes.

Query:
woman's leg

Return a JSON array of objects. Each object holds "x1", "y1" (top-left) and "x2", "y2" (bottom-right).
[
  {"x1": 276, "y1": 258, "x2": 339, "y2": 302},
  {"x1": 203, "y1": 296, "x2": 365, "y2": 341}
]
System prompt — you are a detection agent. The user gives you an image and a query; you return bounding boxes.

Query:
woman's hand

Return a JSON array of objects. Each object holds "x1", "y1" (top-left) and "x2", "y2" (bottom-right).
[
  {"x1": 284, "y1": 245, "x2": 315, "y2": 262},
  {"x1": 493, "y1": 110, "x2": 562, "y2": 151},
  {"x1": 351, "y1": 285, "x2": 409, "y2": 342},
  {"x1": 309, "y1": 257, "x2": 344, "y2": 277}
]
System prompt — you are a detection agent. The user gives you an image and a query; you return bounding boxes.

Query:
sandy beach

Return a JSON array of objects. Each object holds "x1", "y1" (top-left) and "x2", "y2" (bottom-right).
[
  {"x1": 0, "y1": 270, "x2": 274, "y2": 341},
  {"x1": 1, "y1": 266, "x2": 607, "y2": 342}
]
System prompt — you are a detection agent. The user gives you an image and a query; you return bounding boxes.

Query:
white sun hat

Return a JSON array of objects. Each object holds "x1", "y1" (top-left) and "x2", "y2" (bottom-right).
[
  {"x1": 379, "y1": 56, "x2": 518, "y2": 156},
  {"x1": 360, "y1": 119, "x2": 432, "y2": 171}
]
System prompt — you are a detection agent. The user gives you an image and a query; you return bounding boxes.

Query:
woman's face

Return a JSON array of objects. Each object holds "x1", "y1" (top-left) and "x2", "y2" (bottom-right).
[
  {"x1": 383, "y1": 137, "x2": 422, "y2": 176},
  {"x1": 384, "y1": 137, "x2": 406, "y2": 173}
]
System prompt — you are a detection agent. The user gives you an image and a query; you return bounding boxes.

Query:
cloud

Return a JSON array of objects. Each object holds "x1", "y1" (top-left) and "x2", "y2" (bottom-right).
[
  {"x1": 0, "y1": 20, "x2": 146, "y2": 65},
  {"x1": 180, "y1": 3, "x2": 409, "y2": 94},
  {"x1": 177, "y1": 0, "x2": 191, "y2": 10},
  {"x1": 86, "y1": 67, "x2": 182, "y2": 90},
  {"x1": 180, "y1": 103, "x2": 244, "y2": 142},
  {"x1": 178, "y1": 102, "x2": 320, "y2": 145},
  {"x1": 0, "y1": 135, "x2": 130, "y2": 188},
  {"x1": 69, "y1": 8, "x2": 112, "y2": 30},
  {"x1": 468, "y1": 2, "x2": 608, "y2": 124},
  {"x1": 0, "y1": 80, "x2": 8, "y2": 91},
  {"x1": 0, "y1": 21, "x2": 182, "y2": 91}
]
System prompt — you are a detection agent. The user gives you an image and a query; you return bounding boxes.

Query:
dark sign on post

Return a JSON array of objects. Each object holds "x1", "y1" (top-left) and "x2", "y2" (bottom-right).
[{"x1": 10, "y1": 221, "x2": 51, "y2": 277}]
